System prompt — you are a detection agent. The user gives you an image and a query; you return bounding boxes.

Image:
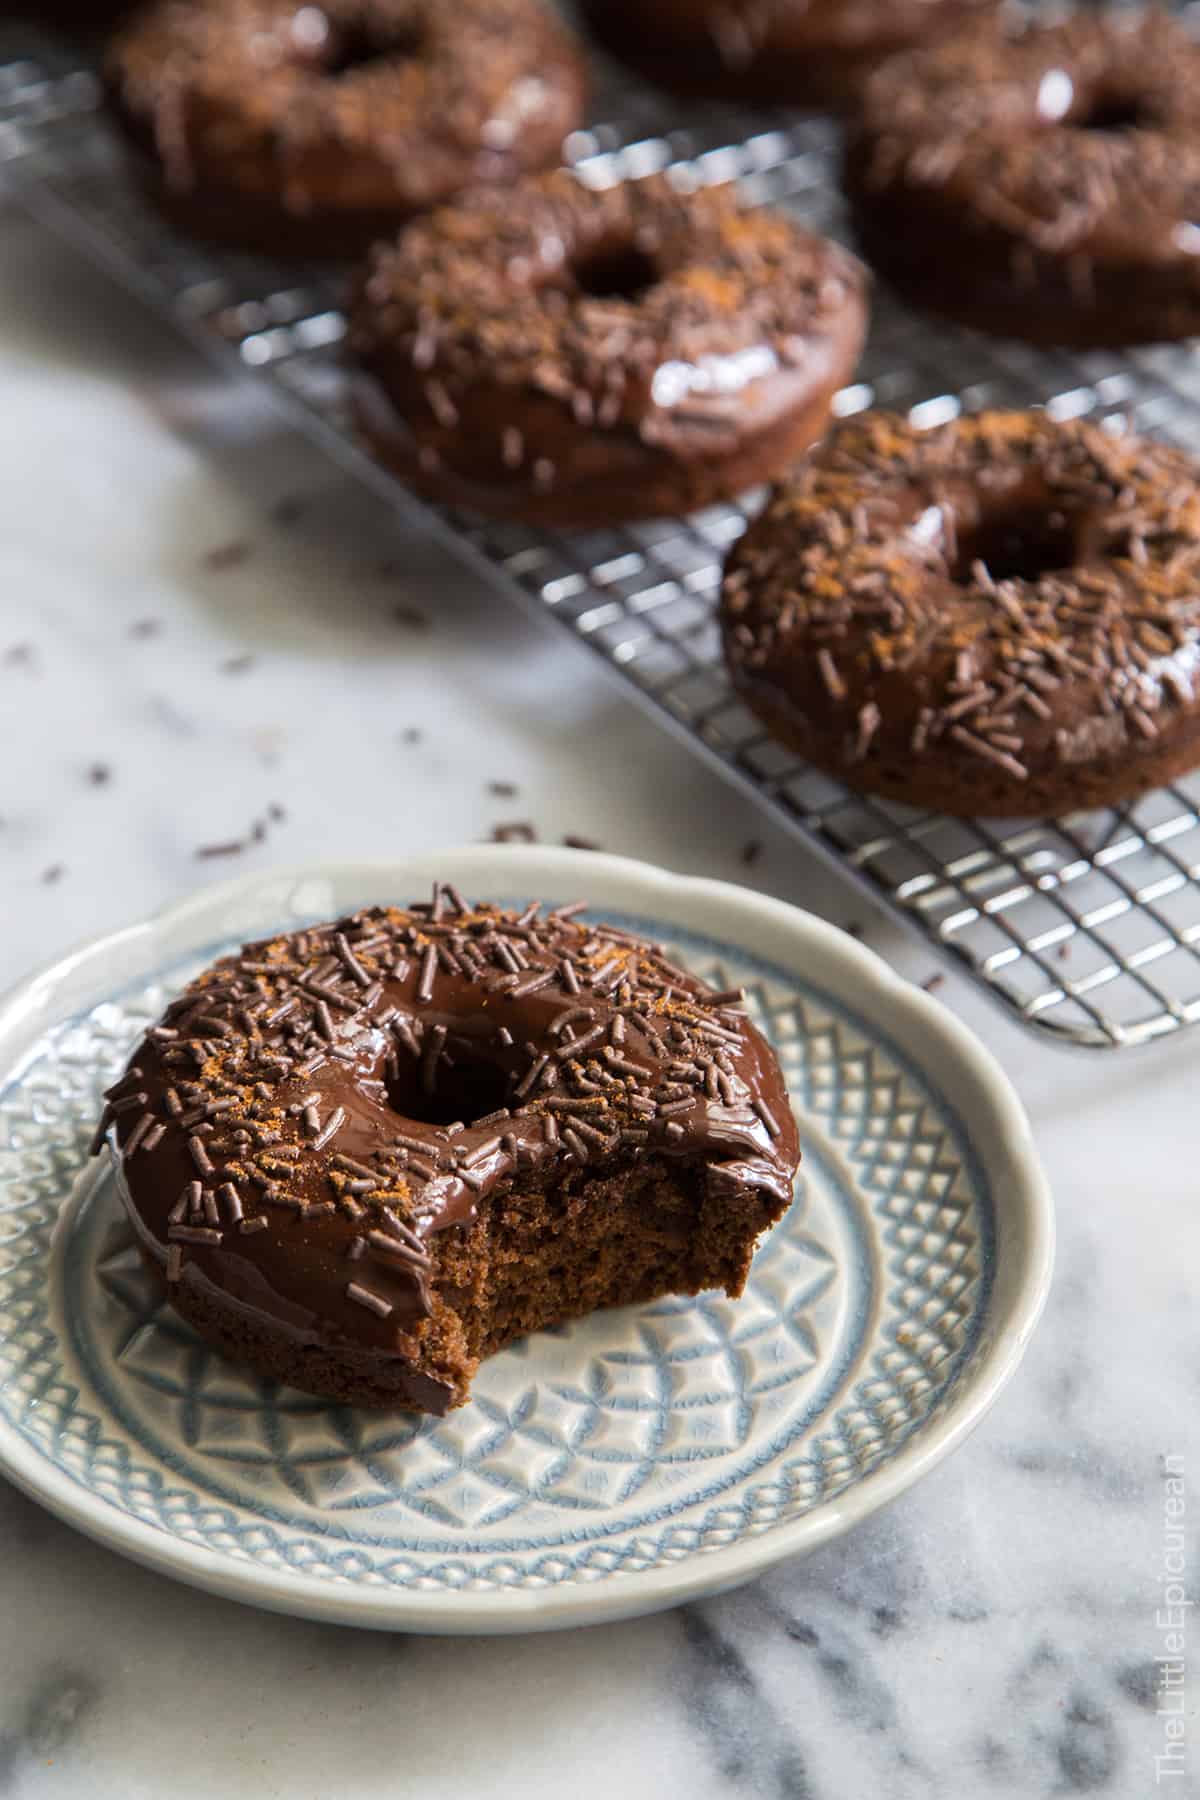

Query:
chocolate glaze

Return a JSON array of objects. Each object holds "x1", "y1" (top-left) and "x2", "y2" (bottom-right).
[
  {"x1": 99, "y1": 892, "x2": 800, "y2": 1391},
  {"x1": 847, "y1": 11, "x2": 1200, "y2": 346},
  {"x1": 579, "y1": 0, "x2": 999, "y2": 108},
  {"x1": 348, "y1": 172, "x2": 867, "y2": 526},
  {"x1": 106, "y1": 0, "x2": 587, "y2": 258},
  {"x1": 722, "y1": 410, "x2": 1200, "y2": 818}
]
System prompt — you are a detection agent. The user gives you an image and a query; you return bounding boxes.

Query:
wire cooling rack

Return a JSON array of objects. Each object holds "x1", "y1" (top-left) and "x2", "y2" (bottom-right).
[{"x1": 3, "y1": 28, "x2": 1200, "y2": 1050}]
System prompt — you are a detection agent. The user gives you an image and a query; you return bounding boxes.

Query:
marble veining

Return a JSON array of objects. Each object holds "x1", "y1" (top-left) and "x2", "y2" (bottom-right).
[{"x1": 0, "y1": 212, "x2": 1196, "y2": 1797}]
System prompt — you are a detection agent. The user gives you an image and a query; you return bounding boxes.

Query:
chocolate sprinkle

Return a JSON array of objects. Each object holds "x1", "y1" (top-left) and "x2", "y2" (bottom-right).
[{"x1": 346, "y1": 1281, "x2": 393, "y2": 1319}]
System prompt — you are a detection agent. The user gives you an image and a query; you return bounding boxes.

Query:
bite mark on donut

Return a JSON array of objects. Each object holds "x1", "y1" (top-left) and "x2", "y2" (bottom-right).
[{"x1": 100, "y1": 889, "x2": 801, "y2": 1410}]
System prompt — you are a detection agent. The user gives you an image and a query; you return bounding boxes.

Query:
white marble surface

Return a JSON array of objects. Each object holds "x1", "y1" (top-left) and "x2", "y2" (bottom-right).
[{"x1": 0, "y1": 203, "x2": 1196, "y2": 1799}]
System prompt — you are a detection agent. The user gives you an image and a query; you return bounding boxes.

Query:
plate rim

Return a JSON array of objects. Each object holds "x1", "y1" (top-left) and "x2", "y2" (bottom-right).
[{"x1": 0, "y1": 846, "x2": 1055, "y2": 1632}]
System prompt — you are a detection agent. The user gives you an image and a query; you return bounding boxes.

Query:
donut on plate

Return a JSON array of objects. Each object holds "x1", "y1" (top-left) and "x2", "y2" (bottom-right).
[
  {"x1": 348, "y1": 171, "x2": 868, "y2": 527},
  {"x1": 721, "y1": 410, "x2": 1200, "y2": 818},
  {"x1": 95, "y1": 890, "x2": 801, "y2": 1414},
  {"x1": 105, "y1": 0, "x2": 587, "y2": 257},
  {"x1": 846, "y1": 11, "x2": 1200, "y2": 345},
  {"x1": 579, "y1": 0, "x2": 999, "y2": 109}
]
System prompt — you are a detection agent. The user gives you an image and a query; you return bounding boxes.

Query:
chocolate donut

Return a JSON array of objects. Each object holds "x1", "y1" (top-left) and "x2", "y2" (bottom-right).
[
  {"x1": 721, "y1": 411, "x2": 1200, "y2": 818},
  {"x1": 579, "y1": 0, "x2": 999, "y2": 108},
  {"x1": 105, "y1": 0, "x2": 587, "y2": 258},
  {"x1": 846, "y1": 12, "x2": 1200, "y2": 345},
  {"x1": 348, "y1": 172, "x2": 868, "y2": 527},
  {"x1": 94, "y1": 889, "x2": 801, "y2": 1414}
]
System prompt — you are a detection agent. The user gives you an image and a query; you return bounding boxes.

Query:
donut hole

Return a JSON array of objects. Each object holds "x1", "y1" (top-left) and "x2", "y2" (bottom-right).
[
  {"x1": 571, "y1": 241, "x2": 661, "y2": 302},
  {"x1": 951, "y1": 502, "x2": 1077, "y2": 586},
  {"x1": 291, "y1": 6, "x2": 425, "y2": 76},
  {"x1": 385, "y1": 1040, "x2": 513, "y2": 1129},
  {"x1": 1076, "y1": 92, "x2": 1155, "y2": 135}
]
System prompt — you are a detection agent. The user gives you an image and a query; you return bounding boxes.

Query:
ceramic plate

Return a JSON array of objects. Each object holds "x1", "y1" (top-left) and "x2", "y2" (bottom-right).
[{"x1": 0, "y1": 848, "x2": 1053, "y2": 1632}]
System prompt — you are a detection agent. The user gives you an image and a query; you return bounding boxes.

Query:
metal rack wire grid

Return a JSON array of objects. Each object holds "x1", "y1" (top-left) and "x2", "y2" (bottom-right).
[{"x1": 2, "y1": 26, "x2": 1200, "y2": 1051}]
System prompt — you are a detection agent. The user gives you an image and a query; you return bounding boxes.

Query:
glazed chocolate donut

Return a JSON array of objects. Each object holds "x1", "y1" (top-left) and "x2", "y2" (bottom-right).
[
  {"x1": 95, "y1": 889, "x2": 800, "y2": 1414},
  {"x1": 106, "y1": 0, "x2": 587, "y2": 258},
  {"x1": 721, "y1": 411, "x2": 1200, "y2": 818},
  {"x1": 348, "y1": 172, "x2": 868, "y2": 527},
  {"x1": 846, "y1": 12, "x2": 1200, "y2": 345},
  {"x1": 579, "y1": 0, "x2": 999, "y2": 108}
]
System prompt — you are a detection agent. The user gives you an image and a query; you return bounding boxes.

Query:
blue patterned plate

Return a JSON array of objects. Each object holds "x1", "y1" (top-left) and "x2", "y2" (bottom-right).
[{"x1": 0, "y1": 849, "x2": 1053, "y2": 1632}]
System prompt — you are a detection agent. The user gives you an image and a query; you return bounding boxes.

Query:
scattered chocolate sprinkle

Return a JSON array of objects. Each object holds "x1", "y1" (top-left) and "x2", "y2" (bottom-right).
[
  {"x1": 166, "y1": 1245, "x2": 183, "y2": 1282},
  {"x1": 222, "y1": 654, "x2": 255, "y2": 675},
  {"x1": 492, "y1": 822, "x2": 538, "y2": 844},
  {"x1": 240, "y1": 1217, "x2": 269, "y2": 1235},
  {"x1": 195, "y1": 840, "x2": 246, "y2": 861},
  {"x1": 488, "y1": 780, "x2": 518, "y2": 797},
  {"x1": 202, "y1": 541, "x2": 251, "y2": 572},
  {"x1": 740, "y1": 840, "x2": 762, "y2": 866},
  {"x1": 563, "y1": 835, "x2": 601, "y2": 851},
  {"x1": 392, "y1": 604, "x2": 430, "y2": 631},
  {"x1": 41, "y1": 865, "x2": 65, "y2": 885},
  {"x1": 169, "y1": 1225, "x2": 222, "y2": 1245},
  {"x1": 921, "y1": 972, "x2": 946, "y2": 993},
  {"x1": 128, "y1": 618, "x2": 160, "y2": 639},
  {"x1": 87, "y1": 763, "x2": 112, "y2": 786}
]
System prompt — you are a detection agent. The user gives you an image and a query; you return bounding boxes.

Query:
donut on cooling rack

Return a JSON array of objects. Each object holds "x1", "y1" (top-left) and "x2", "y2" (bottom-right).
[
  {"x1": 104, "y1": 0, "x2": 587, "y2": 258},
  {"x1": 721, "y1": 410, "x2": 1200, "y2": 818},
  {"x1": 94, "y1": 889, "x2": 801, "y2": 1414},
  {"x1": 578, "y1": 0, "x2": 1000, "y2": 108},
  {"x1": 846, "y1": 10, "x2": 1200, "y2": 345},
  {"x1": 347, "y1": 171, "x2": 868, "y2": 528}
]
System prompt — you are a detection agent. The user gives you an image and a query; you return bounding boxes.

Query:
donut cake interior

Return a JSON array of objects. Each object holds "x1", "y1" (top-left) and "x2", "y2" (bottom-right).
[{"x1": 97, "y1": 889, "x2": 801, "y2": 1413}]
